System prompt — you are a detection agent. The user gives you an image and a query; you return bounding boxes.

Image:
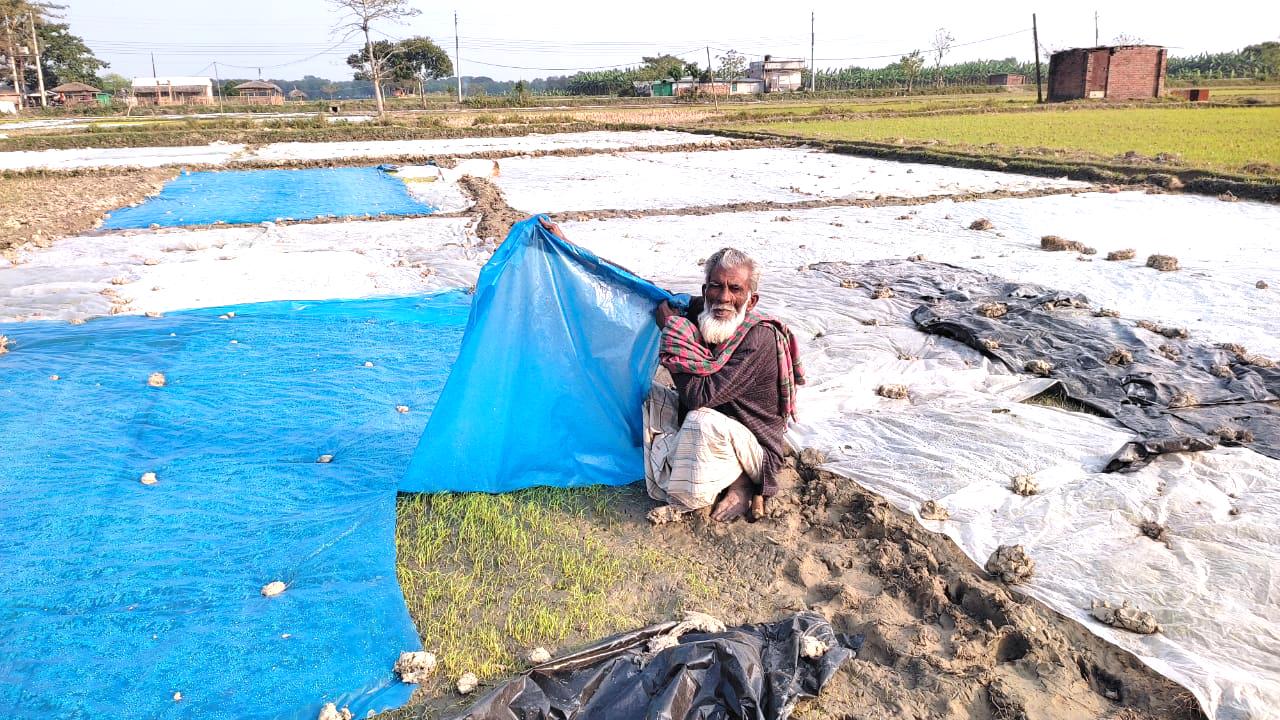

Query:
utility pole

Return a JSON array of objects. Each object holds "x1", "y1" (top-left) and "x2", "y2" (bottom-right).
[
  {"x1": 1032, "y1": 14, "x2": 1043, "y2": 104},
  {"x1": 706, "y1": 45, "x2": 718, "y2": 107},
  {"x1": 1094, "y1": 11, "x2": 1099, "y2": 46},
  {"x1": 27, "y1": 11, "x2": 45, "y2": 107},
  {"x1": 454, "y1": 11, "x2": 462, "y2": 103},
  {"x1": 810, "y1": 11, "x2": 816, "y2": 92},
  {"x1": 213, "y1": 61, "x2": 224, "y2": 113},
  {"x1": 4, "y1": 18, "x2": 23, "y2": 109}
]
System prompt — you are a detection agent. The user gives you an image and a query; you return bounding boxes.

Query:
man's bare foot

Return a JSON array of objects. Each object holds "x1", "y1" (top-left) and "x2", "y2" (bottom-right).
[{"x1": 711, "y1": 474, "x2": 753, "y2": 522}]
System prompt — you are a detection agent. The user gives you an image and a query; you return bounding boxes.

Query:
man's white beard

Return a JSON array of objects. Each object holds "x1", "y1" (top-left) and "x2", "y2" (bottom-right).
[{"x1": 698, "y1": 301, "x2": 748, "y2": 345}]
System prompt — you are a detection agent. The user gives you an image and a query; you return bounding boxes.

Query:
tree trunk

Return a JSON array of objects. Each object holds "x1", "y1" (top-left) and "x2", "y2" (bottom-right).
[
  {"x1": 27, "y1": 11, "x2": 44, "y2": 107},
  {"x1": 363, "y1": 24, "x2": 385, "y2": 116}
]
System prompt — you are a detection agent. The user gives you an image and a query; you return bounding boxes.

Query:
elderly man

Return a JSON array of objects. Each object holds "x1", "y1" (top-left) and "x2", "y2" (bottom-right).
[{"x1": 645, "y1": 247, "x2": 804, "y2": 522}]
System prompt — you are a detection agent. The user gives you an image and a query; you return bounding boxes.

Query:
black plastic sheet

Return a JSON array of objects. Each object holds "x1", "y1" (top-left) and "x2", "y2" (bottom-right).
[
  {"x1": 451, "y1": 613, "x2": 860, "y2": 720},
  {"x1": 810, "y1": 260, "x2": 1280, "y2": 471}
]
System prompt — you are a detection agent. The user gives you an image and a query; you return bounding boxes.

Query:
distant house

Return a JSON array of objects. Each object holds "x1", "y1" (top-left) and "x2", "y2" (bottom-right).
[
  {"x1": 234, "y1": 80, "x2": 285, "y2": 106},
  {"x1": 0, "y1": 83, "x2": 20, "y2": 112},
  {"x1": 1047, "y1": 45, "x2": 1167, "y2": 102},
  {"x1": 132, "y1": 77, "x2": 215, "y2": 106},
  {"x1": 747, "y1": 56, "x2": 805, "y2": 92},
  {"x1": 287, "y1": 88, "x2": 308, "y2": 101},
  {"x1": 987, "y1": 73, "x2": 1025, "y2": 86},
  {"x1": 52, "y1": 81, "x2": 102, "y2": 107},
  {"x1": 637, "y1": 77, "x2": 764, "y2": 97}
]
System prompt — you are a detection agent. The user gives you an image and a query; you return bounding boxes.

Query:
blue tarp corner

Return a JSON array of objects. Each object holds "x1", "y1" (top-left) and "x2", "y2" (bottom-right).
[{"x1": 401, "y1": 216, "x2": 676, "y2": 494}]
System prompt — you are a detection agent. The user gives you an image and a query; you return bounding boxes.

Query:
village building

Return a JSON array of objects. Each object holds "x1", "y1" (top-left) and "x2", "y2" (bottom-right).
[
  {"x1": 131, "y1": 76, "x2": 215, "y2": 106},
  {"x1": 1047, "y1": 45, "x2": 1167, "y2": 101},
  {"x1": 234, "y1": 80, "x2": 285, "y2": 106},
  {"x1": 635, "y1": 77, "x2": 764, "y2": 97},
  {"x1": 987, "y1": 73, "x2": 1025, "y2": 86},
  {"x1": 287, "y1": 88, "x2": 308, "y2": 101},
  {"x1": 747, "y1": 56, "x2": 805, "y2": 92},
  {"x1": 51, "y1": 81, "x2": 102, "y2": 107},
  {"x1": 0, "y1": 83, "x2": 20, "y2": 113}
]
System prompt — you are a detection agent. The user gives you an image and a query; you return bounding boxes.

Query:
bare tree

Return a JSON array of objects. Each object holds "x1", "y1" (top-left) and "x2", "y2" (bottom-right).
[
  {"x1": 1113, "y1": 33, "x2": 1145, "y2": 45},
  {"x1": 930, "y1": 28, "x2": 954, "y2": 88},
  {"x1": 328, "y1": 0, "x2": 419, "y2": 116}
]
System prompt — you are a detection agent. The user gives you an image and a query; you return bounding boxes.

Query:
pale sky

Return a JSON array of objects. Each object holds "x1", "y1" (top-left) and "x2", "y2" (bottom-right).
[{"x1": 67, "y1": 0, "x2": 1280, "y2": 82}]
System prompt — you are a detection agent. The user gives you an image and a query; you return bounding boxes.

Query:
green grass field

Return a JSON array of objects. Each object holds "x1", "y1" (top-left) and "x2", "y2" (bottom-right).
[{"x1": 733, "y1": 105, "x2": 1280, "y2": 175}]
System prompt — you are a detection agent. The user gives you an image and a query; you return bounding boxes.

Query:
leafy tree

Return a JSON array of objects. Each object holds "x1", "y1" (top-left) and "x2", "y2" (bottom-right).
[
  {"x1": 97, "y1": 71, "x2": 129, "y2": 94},
  {"x1": 396, "y1": 36, "x2": 452, "y2": 104},
  {"x1": 716, "y1": 49, "x2": 747, "y2": 81},
  {"x1": 328, "y1": 0, "x2": 419, "y2": 116},
  {"x1": 898, "y1": 50, "x2": 924, "y2": 92},
  {"x1": 36, "y1": 21, "x2": 105, "y2": 87},
  {"x1": 930, "y1": 28, "x2": 954, "y2": 88},
  {"x1": 1242, "y1": 41, "x2": 1280, "y2": 78}
]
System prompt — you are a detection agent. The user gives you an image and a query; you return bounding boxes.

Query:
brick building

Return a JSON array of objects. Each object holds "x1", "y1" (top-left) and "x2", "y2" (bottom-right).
[
  {"x1": 987, "y1": 73, "x2": 1025, "y2": 86},
  {"x1": 1047, "y1": 45, "x2": 1167, "y2": 102}
]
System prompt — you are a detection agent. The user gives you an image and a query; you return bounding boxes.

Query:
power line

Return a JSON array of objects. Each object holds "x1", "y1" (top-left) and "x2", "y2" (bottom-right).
[{"x1": 813, "y1": 27, "x2": 1031, "y2": 62}]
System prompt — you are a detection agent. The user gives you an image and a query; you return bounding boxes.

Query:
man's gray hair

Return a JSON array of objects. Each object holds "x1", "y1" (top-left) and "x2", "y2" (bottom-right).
[{"x1": 704, "y1": 247, "x2": 760, "y2": 294}]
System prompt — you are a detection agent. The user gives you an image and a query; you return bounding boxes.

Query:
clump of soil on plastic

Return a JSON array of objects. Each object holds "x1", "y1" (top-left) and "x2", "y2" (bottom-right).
[
  {"x1": 1136, "y1": 320, "x2": 1188, "y2": 339},
  {"x1": 459, "y1": 175, "x2": 526, "y2": 243},
  {"x1": 1258, "y1": 280, "x2": 1270, "y2": 289},
  {"x1": 1009, "y1": 475, "x2": 1039, "y2": 496},
  {"x1": 1217, "y1": 192, "x2": 1239, "y2": 203},
  {"x1": 456, "y1": 672, "x2": 479, "y2": 695},
  {"x1": 1024, "y1": 360, "x2": 1052, "y2": 377},
  {"x1": 839, "y1": 279, "x2": 859, "y2": 289},
  {"x1": 1107, "y1": 348, "x2": 1133, "y2": 366},
  {"x1": 147, "y1": 372, "x2": 166, "y2": 387},
  {"x1": 1040, "y1": 235, "x2": 1095, "y2": 254},
  {"x1": 800, "y1": 635, "x2": 830, "y2": 658},
  {"x1": 1214, "y1": 426, "x2": 1255, "y2": 445},
  {"x1": 1106, "y1": 248, "x2": 1137, "y2": 261},
  {"x1": 0, "y1": 335, "x2": 9, "y2": 355},
  {"x1": 977, "y1": 302, "x2": 1008, "y2": 318},
  {"x1": 396, "y1": 405, "x2": 410, "y2": 413},
  {"x1": 1168, "y1": 390, "x2": 1197, "y2": 408},
  {"x1": 906, "y1": 254, "x2": 925, "y2": 262},
  {"x1": 859, "y1": 318, "x2": 879, "y2": 326},
  {"x1": 1091, "y1": 599, "x2": 1160, "y2": 634},
  {"x1": 1146, "y1": 254, "x2": 1179, "y2": 272},
  {"x1": 875, "y1": 384, "x2": 909, "y2": 400},
  {"x1": 980, "y1": 338, "x2": 1000, "y2": 351},
  {"x1": 526, "y1": 647, "x2": 552, "y2": 664},
  {"x1": 985, "y1": 545, "x2": 1035, "y2": 584},
  {"x1": 317, "y1": 702, "x2": 352, "y2": 720},
  {"x1": 919, "y1": 500, "x2": 950, "y2": 521},
  {"x1": 261, "y1": 581, "x2": 287, "y2": 597},
  {"x1": 395, "y1": 651, "x2": 439, "y2": 683},
  {"x1": 316, "y1": 454, "x2": 334, "y2": 464},
  {"x1": 1210, "y1": 364, "x2": 1234, "y2": 378},
  {"x1": 139, "y1": 471, "x2": 158, "y2": 486},
  {"x1": 871, "y1": 286, "x2": 895, "y2": 299},
  {"x1": 1094, "y1": 308, "x2": 1120, "y2": 318},
  {"x1": 1139, "y1": 520, "x2": 1168, "y2": 545},
  {"x1": 1158, "y1": 344, "x2": 1181, "y2": 361},
  {"x1": 969, "y1": 218, "x2": 993, "y2": 231}
]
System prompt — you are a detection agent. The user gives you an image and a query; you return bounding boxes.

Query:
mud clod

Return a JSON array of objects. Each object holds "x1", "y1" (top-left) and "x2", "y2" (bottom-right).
[
  {"x1": 1258, "y1": 280, "x2": 1269, "y2": 289},
  {"x1": 800, "y1": 635, "x2": 830, "y2": 658},
  {"x1": 455, "y1": 672, "x2": 479, "y2": 695},
  {"x1": 1040, "y1": 235, "x2": 1095, "y2": 254},
  {"x1": 1214, "y1": 427, "x2": 1255, "y2": 445},
  {"x1": 1106, "y1": 248, "x2": 1137, "y2": 261},
  {"x1": 1210, "y1": 364, "x2": 1234, "y2": 378},
  {"x1": 316, "y1": 454, "x2": 334, "y2": 464},
  {"x1": 394, "y1": 651, "x2": 439, "y2": 683},
  {"x1": 977, "y1": 302, "x2": 1008, "y2": 318},
  {"x1": 396, "y1": 405, "x2": 410, "y2": 413},
  {"x1": 1094, "y1": 308, "x2": 1120, "y2": 318},
  {"x1": 969, "y1": 218, "x2": 993, "y2": 231},
  {"x1": 1218, "y1": 343, "x2": 1247, "y2": 358},
  {"x1": 1169, "y1": 390, "x2": 1197, "y2": 408},
  {"x1": 1009, "y1": 475, "x2": 1039, "y2": 496},
  {"x1": 1107, "y1": 348, "x2": 1133, "y2": 366},
  {"x1": 907, "y1": 254, "x2": 925, "y2": 261},
  {"x1": 871, "y1": 286, "x2": 895, "y2": 299},
  {"x1": 1091, "y1": 599, "x2": 1160, "y2": 634},
  {"x1": 1023, "y1": 360, "x2": 1052, "y2": 377},
  {"x1": 985, "y1": 545, "x2": 1035, "y2": 584},
  {"x1": 261, "y1": 581, "x2": 287, "y2": 597},
  {"x1": 527, "y1": 647, "x2": 552, "y2": 664},
  {"x1": 1146, "y1": 254, "x2": 1179, "y2": 272},
  {"x1": 1139, "y1": 520, "x2": 1168, "y2": 544},
  {"x1": 839, "y1": 279, "x2": 859, "y2": 289},
  {"x1": 980, "y1": 338, "x2": 1000, "y2": 351},
  {"x1": 919, "y1": 500, "x2": 950, "y2": 521},
  {"x1": 147, "y1": 372, "x2": 166, "y2": 387},
  {"x1": 139, "y1": 471, "x2": 158, "y2": 486},
  {"x1": 318, "y1": 703, "x2": 352, "y2": 720},
  {"x1": 0, "y1": 335, "x2": 9, "y2": 355},
  {"x1": 1158, "y1": 344, "x2": 1181, "y2": 361},
  {"x1": 876, "y1": 384, "x2": 909, "y2": 400},
  {"x1": 987, "y1": 677, "x2": 1028, "y2": 720}
]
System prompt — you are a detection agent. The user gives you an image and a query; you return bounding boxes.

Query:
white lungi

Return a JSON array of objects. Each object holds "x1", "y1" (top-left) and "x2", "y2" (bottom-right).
[{"x1": 643, "y1": 383, "x2": 763, "y2": 512}]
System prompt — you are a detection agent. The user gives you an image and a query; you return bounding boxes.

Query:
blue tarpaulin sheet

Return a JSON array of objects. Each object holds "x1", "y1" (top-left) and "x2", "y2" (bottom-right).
[
  {"x1": 402, "y1": 216, "x2": 678, "y2": 493},
  {"x1": 102, "y1": 167, "x2": 435, "y2": 229},
  {"x1": 0, "y1": 293, "x2": 467, "y2": 719}
]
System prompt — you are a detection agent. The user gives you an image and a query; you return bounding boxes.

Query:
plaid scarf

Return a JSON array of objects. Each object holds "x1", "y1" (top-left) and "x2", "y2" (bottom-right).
[{"x1": 660, "y1": 309, "x2": 805, "y2": 419}]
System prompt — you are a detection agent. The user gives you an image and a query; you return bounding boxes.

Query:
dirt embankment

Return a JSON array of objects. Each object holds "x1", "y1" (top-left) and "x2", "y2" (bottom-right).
[{"x1": 0, "y1": 168, "x2": 175, "y2": 258}]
